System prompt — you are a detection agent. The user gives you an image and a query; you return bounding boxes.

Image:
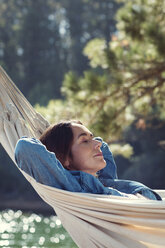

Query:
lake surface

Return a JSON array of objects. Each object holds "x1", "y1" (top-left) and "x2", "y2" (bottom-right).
[{"x1": 0, "y1": 209, "x2": 78, "y2": 248}]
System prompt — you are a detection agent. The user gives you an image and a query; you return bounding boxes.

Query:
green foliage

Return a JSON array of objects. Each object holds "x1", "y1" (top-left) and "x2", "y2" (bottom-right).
[
  {"x1": 35, "y1": 99, "x2": 77, "y2": 124},
  {"x1": 117, "y1": 0, "x2": 165, "y2": 56},
  {"x1": 62, "y1": 71, "x2": 81, "y2": 95},
  {"x1": 84, "y1": 39, "x2": 109, "y2": 69},
  {"x1": 55, "y1": 0, "x2": 165, "y2": 142},
  {"x1": 110, "y1": 143, "x2": 133, "y2": 159}
]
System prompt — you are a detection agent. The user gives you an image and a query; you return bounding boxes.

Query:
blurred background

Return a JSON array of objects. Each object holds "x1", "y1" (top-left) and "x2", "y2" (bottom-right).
[{"x1": 0, "y1": 0, "x2": 165, "y2": 244}]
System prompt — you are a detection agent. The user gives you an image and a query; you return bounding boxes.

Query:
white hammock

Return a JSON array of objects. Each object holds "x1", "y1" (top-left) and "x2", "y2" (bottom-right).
[{"x1": 0, "y1": 65, "x2": 165, "y2": 248}]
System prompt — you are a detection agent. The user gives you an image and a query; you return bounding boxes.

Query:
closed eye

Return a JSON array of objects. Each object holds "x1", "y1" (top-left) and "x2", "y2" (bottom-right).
[
  {"x1": 82, "y1": 137, "x2": 94, "y2": 143},
  {"x1": 78, "y1": 132, "x2": 94, "y2": 143}
]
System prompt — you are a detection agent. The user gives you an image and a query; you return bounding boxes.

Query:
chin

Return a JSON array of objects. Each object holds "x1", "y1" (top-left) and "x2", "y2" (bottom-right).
[{"x1": 100, "y1": 159, "x2": 106, "y2": 169}]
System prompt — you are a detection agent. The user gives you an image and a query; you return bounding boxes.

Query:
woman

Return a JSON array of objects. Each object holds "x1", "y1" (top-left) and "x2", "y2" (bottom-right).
[{"x1": 15, "y1": 120, "x2": 161, "y2": 200}]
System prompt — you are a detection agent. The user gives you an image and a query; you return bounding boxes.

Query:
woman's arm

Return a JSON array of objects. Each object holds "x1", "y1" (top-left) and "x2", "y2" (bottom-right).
[
  {"x1": 95, "y1": 137, "x2": 118, "y2": 180},
  {"x1": 95, "y1": 138, "x2": 161, "y2": 200},
  {"x1": 14, "y1": 137, "x2": 82, "y2": 192}
]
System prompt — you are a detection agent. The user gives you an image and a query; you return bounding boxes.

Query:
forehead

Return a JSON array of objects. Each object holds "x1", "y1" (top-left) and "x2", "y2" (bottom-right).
[{"x1": 71, "y1": 123, "x2": 91, "y2": 138}]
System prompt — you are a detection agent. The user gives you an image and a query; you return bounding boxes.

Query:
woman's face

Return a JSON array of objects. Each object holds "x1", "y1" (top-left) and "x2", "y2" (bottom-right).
[{"x1": 66, "y1": 123, "x2": 106, "y2": 175}]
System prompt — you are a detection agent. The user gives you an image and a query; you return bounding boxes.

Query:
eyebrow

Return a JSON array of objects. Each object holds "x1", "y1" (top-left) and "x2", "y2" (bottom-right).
[{"x1": 78, "y1": 132, "x2": 94, "y2": 139}]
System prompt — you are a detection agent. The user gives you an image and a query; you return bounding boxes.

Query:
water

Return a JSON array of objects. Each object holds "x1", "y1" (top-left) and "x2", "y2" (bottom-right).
[{"x1": 0, "y1": 210, "x2": 78, "y2": 248}]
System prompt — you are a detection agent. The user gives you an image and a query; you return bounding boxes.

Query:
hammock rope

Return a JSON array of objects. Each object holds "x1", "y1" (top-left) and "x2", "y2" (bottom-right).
[
  {"x1": 0, "y1": 65, "x2": 165, "y2": 248},
  {"x1": 0, "y1": 66, "x2": 49, "y2": 138}
]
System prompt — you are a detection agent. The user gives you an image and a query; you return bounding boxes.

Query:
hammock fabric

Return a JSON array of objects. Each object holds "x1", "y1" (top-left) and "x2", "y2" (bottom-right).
[{"x1": 0, "y1": 65, "x2": 165, "y2": 248}]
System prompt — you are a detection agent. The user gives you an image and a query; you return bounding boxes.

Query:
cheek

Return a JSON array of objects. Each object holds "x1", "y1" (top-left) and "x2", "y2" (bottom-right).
[
  {"x1": 72, "y1": 148, "x2": 85, "y2": 163},
  {"x1": 71, "y1": 146, "x2": 90, "y2": 167},
  {"x1": 77, "y1": 145, "x2": 92, "y2": 157},
  {"x1": 71, "y1": 146, "x2": 80, "y2": 162}
]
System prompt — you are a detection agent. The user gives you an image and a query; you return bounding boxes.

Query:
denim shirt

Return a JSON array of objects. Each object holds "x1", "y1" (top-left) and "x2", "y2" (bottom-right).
[{"x1": 14, "y1": 137, "x2": 161, "y2": 200}]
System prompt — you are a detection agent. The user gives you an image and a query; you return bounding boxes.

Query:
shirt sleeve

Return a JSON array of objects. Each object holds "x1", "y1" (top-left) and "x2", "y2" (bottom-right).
[
  {"x1": 95, "y1": 137, "x2": 118, "y2": 180},
  {"x1": 14, "y1": 137, "x2": 82, "y2": 192}
]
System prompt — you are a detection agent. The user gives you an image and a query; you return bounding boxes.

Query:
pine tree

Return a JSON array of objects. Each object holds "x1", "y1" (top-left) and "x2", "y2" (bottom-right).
[{"x1": 59, "y1": 0, "x2": 165, "y2": 140}]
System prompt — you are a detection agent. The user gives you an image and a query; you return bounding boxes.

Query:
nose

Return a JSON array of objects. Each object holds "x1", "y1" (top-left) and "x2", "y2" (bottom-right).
[{"x1": 94, "y1": 139, "x2": 102, "y2": 149}]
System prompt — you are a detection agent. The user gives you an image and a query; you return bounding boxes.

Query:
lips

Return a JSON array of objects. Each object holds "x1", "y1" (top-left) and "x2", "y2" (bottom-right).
[{"x1": 94, "y1": 152, "x2": 103, "y2": 157}]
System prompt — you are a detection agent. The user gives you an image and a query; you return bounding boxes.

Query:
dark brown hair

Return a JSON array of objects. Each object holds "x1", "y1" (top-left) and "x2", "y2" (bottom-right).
[{"x1": 39, "y1": 120, "x2": 82, "y2": 165}]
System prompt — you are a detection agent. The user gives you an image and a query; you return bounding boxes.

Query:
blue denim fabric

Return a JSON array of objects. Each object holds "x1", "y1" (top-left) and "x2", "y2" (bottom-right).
[{"x1": 14, "y1": 137, "x2": 161, "y2": 200}]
